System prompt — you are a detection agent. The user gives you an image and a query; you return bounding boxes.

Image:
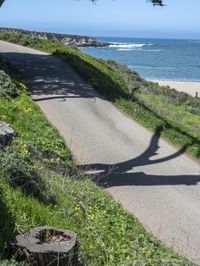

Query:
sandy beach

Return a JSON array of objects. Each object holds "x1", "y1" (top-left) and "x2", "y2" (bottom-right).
[{"x1": 150, "y1": 80, "x2": 200, "y2": 97}]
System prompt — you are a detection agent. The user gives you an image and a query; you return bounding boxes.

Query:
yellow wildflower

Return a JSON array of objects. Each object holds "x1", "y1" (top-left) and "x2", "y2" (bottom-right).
[
  {"x1": 74, "y1": 206, "x2": 80, "y2": 212},
  {"x1": 19, "y1": 82, "x2": 28, "y2": 91},
  {"x1": 88, "y1": 214, "x2": 95, "y2": 221},
  {"x1": 24, "y1": 108, "x2": 32, "y2": 113},
  {"x1": 1, "y1": 115, "x2": 8, "y2": 120}
]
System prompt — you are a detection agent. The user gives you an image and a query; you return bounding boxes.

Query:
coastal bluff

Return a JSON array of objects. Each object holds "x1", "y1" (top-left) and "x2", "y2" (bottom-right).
[{"x1": 0, "y1": 27, "x2": 109, "y2": 47}]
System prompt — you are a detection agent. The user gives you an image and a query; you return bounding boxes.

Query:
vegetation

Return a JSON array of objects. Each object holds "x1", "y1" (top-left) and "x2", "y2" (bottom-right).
[
  {"x1": 107, "y1": 61, "x2": 200, "y2": 116},
  {"x1": 107, "y1": 61, "x2": 200, "y2": 157},
  {"x1": 0, "y1": 0, "x2": 4, "y2": 7},
  {"x1": 1, "y1": 31, "x2": 199, "y2": 158},
  {"x1": 0, "y1": 59, "x2": 194, "y2": 265}
]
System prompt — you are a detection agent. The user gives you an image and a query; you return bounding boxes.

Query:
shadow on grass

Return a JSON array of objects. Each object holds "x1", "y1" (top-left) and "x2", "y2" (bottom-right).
[
  {"x1": 132, "y1": 97, "x2": 200, "y2": 157},
  {"x1": 81, "y1": 126, "x2": 200, "y2": 188},
  {"x1": 9, "y1": 171, "x2": 58, "y2": 206},
  {"x1": 0, "y1": 188, "x2": 15, "y2": 259},
  {"x1": 0, "y1": 149, "x2": 58, "y2": 206}
]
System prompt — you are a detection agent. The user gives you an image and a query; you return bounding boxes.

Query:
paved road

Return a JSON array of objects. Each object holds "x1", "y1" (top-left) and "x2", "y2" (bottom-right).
[{"x1": 1, "y1": 40, "x2": 200, "y2": 264}]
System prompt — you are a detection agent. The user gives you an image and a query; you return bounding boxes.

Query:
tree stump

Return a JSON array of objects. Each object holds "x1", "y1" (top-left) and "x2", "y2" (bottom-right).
[
  {"x1": 12, "y1": 227, "x2": 79, "y2": 266},
  {"x1": 0, "y1": 121, "x2": 14, "y2": 148}
]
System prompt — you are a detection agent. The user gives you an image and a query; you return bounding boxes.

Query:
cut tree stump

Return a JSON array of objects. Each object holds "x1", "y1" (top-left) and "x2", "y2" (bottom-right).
[
  {"x1": 12, "y1": 227, "x2": 79, "y2": 266},
  {"x1": 0, "y1": 121, "x2": 14, "y2": 148}
]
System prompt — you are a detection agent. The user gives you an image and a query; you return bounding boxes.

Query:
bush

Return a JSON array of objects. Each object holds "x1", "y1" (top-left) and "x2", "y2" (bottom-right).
[{"x1": 0, "y1": 71, "x2": 19, "y2": 98}]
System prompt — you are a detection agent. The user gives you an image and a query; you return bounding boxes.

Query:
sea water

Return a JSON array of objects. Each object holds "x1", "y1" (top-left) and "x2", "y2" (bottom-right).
[{"x1": 81, "y1": 37, "x2": 200, "y2": 81}]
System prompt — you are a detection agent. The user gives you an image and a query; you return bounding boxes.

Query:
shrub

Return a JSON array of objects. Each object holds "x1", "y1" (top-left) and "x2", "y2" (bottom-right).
[{"x1": 0, "y1": 71, "x2": 20, "y2": 98}]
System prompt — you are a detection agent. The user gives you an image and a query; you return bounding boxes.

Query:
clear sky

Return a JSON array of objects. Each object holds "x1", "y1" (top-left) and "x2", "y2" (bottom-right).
[{"x1": 0, "y1": 0, "x2": 200, "y2": 39}]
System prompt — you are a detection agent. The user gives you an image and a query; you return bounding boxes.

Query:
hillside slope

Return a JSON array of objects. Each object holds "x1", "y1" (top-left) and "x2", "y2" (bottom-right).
[
  {"x1": 0, "y1": 39, "x2": 199, "y2": 264},
  {"x1": 0, "y1": 53, "x2": 193, "y2": 265}
]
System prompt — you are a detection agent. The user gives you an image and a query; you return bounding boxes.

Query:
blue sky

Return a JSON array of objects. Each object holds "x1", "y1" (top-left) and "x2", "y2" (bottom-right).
[{"x1": 0, "y1": 0, "x2": 200, "y2": 39}]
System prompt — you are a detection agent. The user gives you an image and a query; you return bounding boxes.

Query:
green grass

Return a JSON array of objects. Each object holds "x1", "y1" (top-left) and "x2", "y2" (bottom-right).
[
  {"x1": 0, "y1": 170, "x2": 193, "y2": 266},
  {"x1": 116, "y1": 98, "x2": 200, "y2": 157},
  {"x1": 0, "y1": 93, "x2": 72, "y2": 161},
  {"x1": 0, "y1": 55, "x2": 195, "y2": 265},
  {"x1": 137, "y1": 92, "x2": 200, "y2": 140}
]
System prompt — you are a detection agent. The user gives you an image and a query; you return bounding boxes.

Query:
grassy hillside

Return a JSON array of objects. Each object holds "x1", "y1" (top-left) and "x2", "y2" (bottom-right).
[
  {"x1": 0, "y1": 59, "x2": 194, "y2": 265},
  {"x1": 106, "y1": 61, "x2": 200, "y2": 157}
]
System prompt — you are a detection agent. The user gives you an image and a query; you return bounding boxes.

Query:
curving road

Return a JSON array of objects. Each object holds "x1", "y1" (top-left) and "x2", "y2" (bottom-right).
[{"x1": 1, "y1": 40, "x2": 200, "y2": 264}]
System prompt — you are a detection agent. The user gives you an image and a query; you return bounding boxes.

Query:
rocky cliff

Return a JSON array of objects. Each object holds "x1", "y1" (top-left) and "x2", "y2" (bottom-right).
[{"x1": 0, "y1": 28, "x2": 109, "y2": 47}]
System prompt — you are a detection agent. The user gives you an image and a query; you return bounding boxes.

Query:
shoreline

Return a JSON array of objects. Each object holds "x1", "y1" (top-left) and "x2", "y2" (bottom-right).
[{"x1": 149, "y1": 79, "x2": 200, "y2": 97}]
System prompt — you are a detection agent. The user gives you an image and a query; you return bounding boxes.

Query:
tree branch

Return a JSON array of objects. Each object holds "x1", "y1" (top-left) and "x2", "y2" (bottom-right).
[{"x1": 90, "y1": 0, "x2": 164, "y2": 6}]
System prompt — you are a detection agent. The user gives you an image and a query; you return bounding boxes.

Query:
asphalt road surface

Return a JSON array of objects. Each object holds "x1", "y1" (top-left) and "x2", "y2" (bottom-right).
[{"x1": 1, "y1": 40, "x2": 200, "y2": 264}]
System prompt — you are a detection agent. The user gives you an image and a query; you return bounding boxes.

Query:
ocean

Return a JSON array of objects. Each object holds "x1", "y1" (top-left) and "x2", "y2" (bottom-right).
[{"x1": 81, "y1": 37, "x2": 200, "y2": 81}]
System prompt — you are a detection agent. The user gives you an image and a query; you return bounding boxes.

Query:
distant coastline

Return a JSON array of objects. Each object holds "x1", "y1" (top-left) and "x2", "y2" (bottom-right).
[{"x1": 0, "y1": 27, "x2": 110, "y2": 47}]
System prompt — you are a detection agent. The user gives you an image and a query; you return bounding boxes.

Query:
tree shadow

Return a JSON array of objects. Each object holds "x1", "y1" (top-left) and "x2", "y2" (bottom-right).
[
  {"x1": 2, "y1": 52, "x2": 103, "y2": 101},
  {"x1": 8, "y1": 170, "x2": 58, "y2": 206},
  {"x1": 0, "y1": 188, "x2": 16, "y2": 259},
  {"x1": 81, "y1": 126, "x2": 200, "y2": 187}
]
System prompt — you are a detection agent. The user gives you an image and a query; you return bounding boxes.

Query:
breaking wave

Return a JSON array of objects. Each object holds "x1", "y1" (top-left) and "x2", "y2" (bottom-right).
[
  {"x1": 117, "y1": 48, "x2": 161, "y2": 52},
  {"x1": 118, "y1": 48, "x2": 136, "y2": 51},
  {"x1": 109, "y1": 42, "x2": 153, "y2": 48}
]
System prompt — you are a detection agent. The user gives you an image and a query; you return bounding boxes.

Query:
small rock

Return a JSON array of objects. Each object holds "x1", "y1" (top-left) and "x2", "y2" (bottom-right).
[{"x1": 0, "y1": 121, "x2": 14, "y2": 148}]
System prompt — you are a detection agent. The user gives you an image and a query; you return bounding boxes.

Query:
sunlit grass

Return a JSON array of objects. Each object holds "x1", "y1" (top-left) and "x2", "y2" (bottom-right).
[{"x1": 137, "y1": 92, "x2": 200, "y2": 140}]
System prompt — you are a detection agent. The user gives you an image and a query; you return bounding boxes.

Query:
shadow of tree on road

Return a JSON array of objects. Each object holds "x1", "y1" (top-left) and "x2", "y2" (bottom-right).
[
  {"x1": 81, "y1": 126, "x2": 200, "y2": 187},
  {"x1": 2, "y1": 52, "x2": 102, "y2": 101}
]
